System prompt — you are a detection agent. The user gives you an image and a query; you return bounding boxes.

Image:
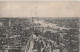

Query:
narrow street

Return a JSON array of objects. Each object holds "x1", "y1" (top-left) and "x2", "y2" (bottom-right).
[{"x1": 27, "y1": 41, "x2": 33, "y2": 52}]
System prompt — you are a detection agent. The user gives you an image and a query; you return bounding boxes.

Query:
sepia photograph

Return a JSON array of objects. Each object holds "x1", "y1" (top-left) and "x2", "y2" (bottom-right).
[{"x1": 0, "y1": 1, "x2": 80, "y2": 52}]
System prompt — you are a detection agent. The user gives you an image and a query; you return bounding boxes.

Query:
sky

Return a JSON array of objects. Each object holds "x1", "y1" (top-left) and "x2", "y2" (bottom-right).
[
  {"x1": 0, "y1": 0, "x2": 80, "y2": 1},
  {"x1": 0, "y1": 1, "x2": 80, "y2": 18}
]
